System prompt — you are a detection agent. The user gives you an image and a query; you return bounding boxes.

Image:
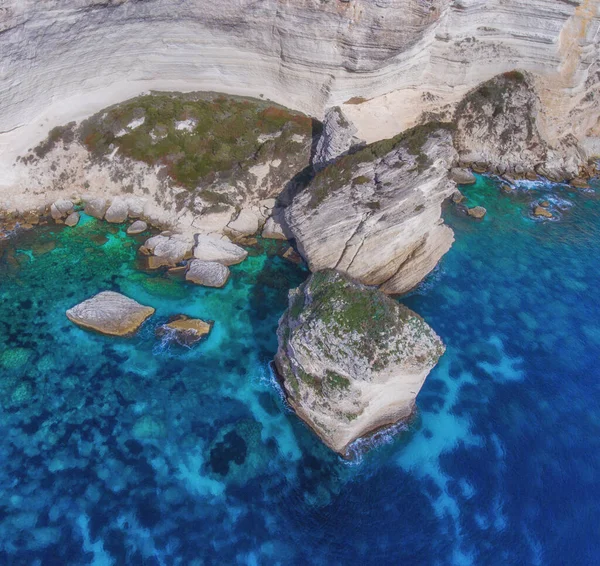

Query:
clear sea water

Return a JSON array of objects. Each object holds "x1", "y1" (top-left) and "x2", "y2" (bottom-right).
[{"x1": 0, "y1": 175, "x2": 599, "y2": 565}]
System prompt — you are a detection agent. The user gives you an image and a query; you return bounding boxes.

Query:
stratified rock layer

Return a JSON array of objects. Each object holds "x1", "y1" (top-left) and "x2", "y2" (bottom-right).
[
  {"x1": 66, "y1": 291, "x2": 155, "y2": 336},
  {"x1": 275, "y1": 270, "x2": 445, "y2": 456},
  {"x1": 286, "y1": 123, "x2": 458, "y2": 295}
]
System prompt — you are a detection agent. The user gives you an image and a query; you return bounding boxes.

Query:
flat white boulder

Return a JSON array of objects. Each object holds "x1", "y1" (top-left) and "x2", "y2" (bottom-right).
[
  {"x1": 186, "y1": 260, "x2": 230, "y2": 288},
  {"x1": 193, "y1": 234, "x2": 248, "y2": 266},
  {"x1": 66, "y1": 291, "x2": 155, "y2": 336},
  {"x1": 226, "y1": 208, "x2": 260, "y2": 236}
]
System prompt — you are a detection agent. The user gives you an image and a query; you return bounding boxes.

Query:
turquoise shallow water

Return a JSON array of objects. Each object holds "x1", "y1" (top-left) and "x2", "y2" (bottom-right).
[{"x1": 1, "y1": 175, "x2": 600, "y2": 564}]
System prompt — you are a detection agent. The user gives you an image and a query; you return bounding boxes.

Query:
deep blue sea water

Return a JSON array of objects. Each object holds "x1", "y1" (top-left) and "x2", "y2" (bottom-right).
[{"x1": 1, "y1": 175, "x2": 599, "y2": 565}]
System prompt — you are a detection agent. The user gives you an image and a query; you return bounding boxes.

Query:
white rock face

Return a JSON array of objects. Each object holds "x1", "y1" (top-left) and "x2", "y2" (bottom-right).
[
  {"x1": 0, "y1": 0, "x2": 598, "y2": 179},
  {"x1": 313, "y1": 106, "x2": 363, "y2": 170},
  {"x1": 286, "y1": 125, "x2": 458, "y2": 295},
  {"x1": 275, "y1": 270, "x2": 445, "y2": 456},
  {"x1": 66, "y1": 291, "x2": 155, "y2": 336},
  {"x1": 193, "y1": 235, "x2": 248, "y2": 265},
  {"x1": 185, "y1": 260, "x2": 230, "y2": 287}
]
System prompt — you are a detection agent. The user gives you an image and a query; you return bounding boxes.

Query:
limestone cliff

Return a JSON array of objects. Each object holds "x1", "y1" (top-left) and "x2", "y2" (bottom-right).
[
  {"x1": 286, "y1": 123, "x2": 457, "y2": 295},
  {"x1": 1, "y1": 0, "x2": 599, "y2": 186},
  {"x1": 275, "y1": 270, "x2": 445, "y2": 456},
  {"x1": 454, "y1": 72, "x2": 585, "y2": 179}
]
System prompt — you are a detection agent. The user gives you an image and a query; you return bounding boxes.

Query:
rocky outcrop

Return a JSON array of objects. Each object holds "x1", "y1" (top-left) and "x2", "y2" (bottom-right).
[
  {"x1": 261, "y1": 211, "x2": 288, "y2": 240},
  {"x1": 286, "y1": 123, "x2": 457, "y2": 295},
  {"x1": 313, "y1": 107, "x2": 363, "y2": 170},
  {"x1": 467, "y1": 206, "x2": 487, "y2": 219},
  {"x1": 186, "y1": 260, "x2": 230, "y2": 288},
  {"x1": 454, "y1": 72, "x2": 585, "y2": 180},
  {"x1": 66, "y1": 291, "x2": 155, "y2": 336},
  {"x1": 193, "y1": 235, "x2": 248, "y2": 266},
  {"x1": 275, "y1": 270, "x2": 445, "y2": 456},
  {"x1": 50, "y1": 199, "x2": 74, "y2": 220},
  {"x1": 156, "y1": 314, "x2": 213, "y2": 346}
]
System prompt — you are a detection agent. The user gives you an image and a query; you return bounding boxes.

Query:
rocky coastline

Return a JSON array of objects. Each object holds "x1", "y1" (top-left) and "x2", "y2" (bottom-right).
[{"x1": 1, "y1": 83, "x2": 599, "y2": 456}]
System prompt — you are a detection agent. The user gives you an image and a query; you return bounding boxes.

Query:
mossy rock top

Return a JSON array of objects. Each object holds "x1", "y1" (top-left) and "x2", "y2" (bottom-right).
[{"x1": 72, "y1": 92, "x2": 313, "y2": 190}]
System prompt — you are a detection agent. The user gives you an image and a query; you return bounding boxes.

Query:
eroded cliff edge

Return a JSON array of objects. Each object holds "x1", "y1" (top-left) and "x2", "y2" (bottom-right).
[{"x1": 275, "y1": 270, "x2": 445, "y2": 456}]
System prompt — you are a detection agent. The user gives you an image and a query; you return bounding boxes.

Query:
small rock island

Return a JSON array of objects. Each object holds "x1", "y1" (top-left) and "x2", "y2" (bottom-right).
[
  {"x1": 275, "y1": 270, "x2": 445, "y2": 456},
  {"x1": 66, "y1": 291, "x2": 155, "y2": 337}
]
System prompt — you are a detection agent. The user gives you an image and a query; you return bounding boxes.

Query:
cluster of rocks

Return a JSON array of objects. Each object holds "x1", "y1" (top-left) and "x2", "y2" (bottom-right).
[
  {"x1": 66, "y1": 291, "x2": 212, "y2": 346},
  {"x1": 140, "y1": 232, "x2": 249, "y2": 288}
]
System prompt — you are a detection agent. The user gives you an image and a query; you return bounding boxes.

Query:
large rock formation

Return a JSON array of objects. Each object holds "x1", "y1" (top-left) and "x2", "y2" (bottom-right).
[
  {"x1": 275, "y1": 270, "x2": 445, "y2": 456},
  {"x1": 66, "y1": 291, "x2": 155, "y2": 336},
  {"x1": 454, "y1": 72, "x2": 585, "y2": 179},
  {"x1": 312, "y1": 106, "x2": 363, "y2": 170},
  {"x1": 286, "y1": 123, "x2": 458, "y2": 295},
  {"x1": 1, "y1": 0, "x2": 598, "y2": 176}
]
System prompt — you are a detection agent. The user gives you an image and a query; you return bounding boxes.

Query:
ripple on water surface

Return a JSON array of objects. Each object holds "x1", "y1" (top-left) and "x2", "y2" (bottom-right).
[{"x1": 1, "y1": 177, "x2": 600, "y2": 564}]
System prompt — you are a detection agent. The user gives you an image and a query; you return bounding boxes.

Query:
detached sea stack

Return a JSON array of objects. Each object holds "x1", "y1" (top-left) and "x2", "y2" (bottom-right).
[{"x1": 275, "y1": 270, "x2": 445, "y2": 456}]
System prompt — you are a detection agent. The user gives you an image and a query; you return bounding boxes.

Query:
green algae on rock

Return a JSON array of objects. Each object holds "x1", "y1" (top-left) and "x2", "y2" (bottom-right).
[{"x1": 275, "y1": 270, "x2": 445, "y2": 456}]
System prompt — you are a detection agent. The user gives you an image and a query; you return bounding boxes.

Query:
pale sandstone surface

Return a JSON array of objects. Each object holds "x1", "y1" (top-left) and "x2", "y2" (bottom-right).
[
  {"x1": 275, "y1": 270, "x2": 445, "y2": 456},
  {"x1": 66, "y1": 291, "x2": 155, "y2": 336}
]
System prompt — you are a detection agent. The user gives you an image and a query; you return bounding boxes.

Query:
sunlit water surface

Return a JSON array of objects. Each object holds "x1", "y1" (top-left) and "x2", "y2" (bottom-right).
[{"x1": 1, "y1": 175, "x2": 599, "y2": 565}]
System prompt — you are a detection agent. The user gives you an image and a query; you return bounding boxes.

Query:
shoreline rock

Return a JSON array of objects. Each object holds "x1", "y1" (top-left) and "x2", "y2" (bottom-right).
[
  {"x1": 274, "y1": 270, "x2": 445, "y2": 456},
  {"x1": 286, "y1": 123, "x2": 457, "y2": 295},
  {"x1": 156, "y1": 315, "x2": 213, "y2": 346},
  {"x1": 185, "y1": 260, "x2": 230, "y2": 287},
  {"x1": 66, "y1": 291, "x2": 155, "y2": 336}
]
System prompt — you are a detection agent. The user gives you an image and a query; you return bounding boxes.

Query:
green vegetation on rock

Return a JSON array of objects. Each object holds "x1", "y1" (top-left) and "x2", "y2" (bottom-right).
[
  {"x1": 307, "y1": 121, "x2": 455, "y2": 208},
  {"x1": 67, "y1": 92, "x2": 313, "y2": 190}
]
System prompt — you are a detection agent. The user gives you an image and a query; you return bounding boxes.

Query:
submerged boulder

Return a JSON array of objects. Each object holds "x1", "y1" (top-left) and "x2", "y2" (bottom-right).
[
  {"x1": 66, "y1": 291, "x2": 155, "y2": 336},
  {"x1": 156, "y1": 315, "x2": 213, "y2": 346},
  {"x1": 186, "y1": 260, "x2": 230, "y2": 287},
  {"x1": 275, "y1": 270, "x2": 445, "y2": 456},
  {"x1": 193, "y1": 234, "x2": 248, "y2": 265}
]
